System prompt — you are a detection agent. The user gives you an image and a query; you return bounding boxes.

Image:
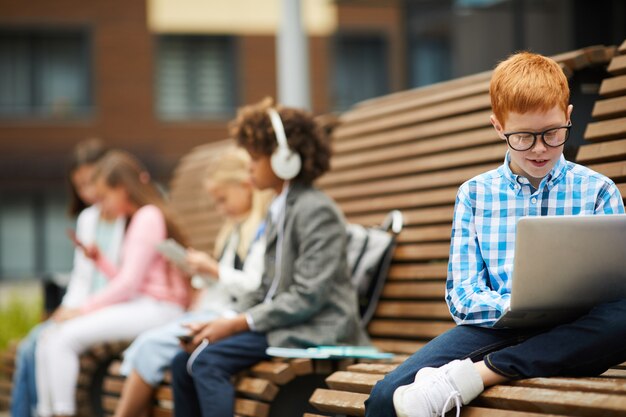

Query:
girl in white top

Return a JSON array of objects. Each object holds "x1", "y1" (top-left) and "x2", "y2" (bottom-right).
[{"x1": 112, "y1": 146, "x2": 272, "y2": 417}]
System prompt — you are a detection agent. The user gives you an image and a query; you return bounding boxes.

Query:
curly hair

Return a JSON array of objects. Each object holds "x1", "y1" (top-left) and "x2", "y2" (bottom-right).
[{"x1": 230, "y1": 97, "x2": 332, "y2": 184}]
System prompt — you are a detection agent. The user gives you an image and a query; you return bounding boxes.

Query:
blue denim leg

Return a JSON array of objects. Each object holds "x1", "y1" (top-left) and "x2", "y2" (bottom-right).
[
  {"x1": 365, "y1": 325, "x2": 537, "y2": 417},
  {"x1": 171, "y1": 332, "x2": 270, "y2": 417},
  {"x1": 11, "y1": 321, "x2": 50, "y2": 417},
  {"x1": 487, "y1": 299, "x2": 626, "y2": 378},
  {"x1": 120, "y1": 310, "x2": 219, "y2": 386}
]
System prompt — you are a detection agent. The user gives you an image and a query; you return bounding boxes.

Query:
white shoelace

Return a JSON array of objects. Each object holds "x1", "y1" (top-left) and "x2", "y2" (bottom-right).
[
  {"x1": 420, "y1": 371, "x2": 463, "y2": 417},
  {"x1": 441, "y1": 390, "x2": 462, "y2": 417}
]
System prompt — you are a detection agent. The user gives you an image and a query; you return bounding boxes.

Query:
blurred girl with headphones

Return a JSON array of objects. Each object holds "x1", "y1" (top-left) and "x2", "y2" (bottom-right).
[{"x1": 170, "y1": 98, "x2": 369, "y2": 417}]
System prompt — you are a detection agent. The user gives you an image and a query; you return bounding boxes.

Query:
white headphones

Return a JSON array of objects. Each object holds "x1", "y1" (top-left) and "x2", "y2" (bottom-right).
[{"x1": 267, "y1": 108, "x2": 302, "y2": 180}]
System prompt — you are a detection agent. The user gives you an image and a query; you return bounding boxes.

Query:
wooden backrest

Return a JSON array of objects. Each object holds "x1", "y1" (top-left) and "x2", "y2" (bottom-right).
[
  {"x1": 168, "y1": 139, "x2": 233, "y2": 253},
  {"x1": 317, "y1": 45, "x2": 619, "y2": 355},
  {"x1": 576, "y1": 40, "x2": 626, "y2": 198}
]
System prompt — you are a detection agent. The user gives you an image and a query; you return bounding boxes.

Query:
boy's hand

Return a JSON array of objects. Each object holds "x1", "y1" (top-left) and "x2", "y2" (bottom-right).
[
  {"x1": 181, "y1": 315, "x2": 249, "y2": 352},
  {"x1": 185, "y1": 249, "x2": 219, "y2": 277}
]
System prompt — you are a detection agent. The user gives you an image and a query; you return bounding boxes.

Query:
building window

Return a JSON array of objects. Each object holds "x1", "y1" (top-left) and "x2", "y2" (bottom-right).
[
  {"x1": 333, "y1": 34, "x2": 389, "y2": 111},
  {"x1": 156, "y1": 35, "x2": 237, "y2": 120},
  {"x1": 0, "y1": 189, "x2": 74, "y2": 281},
  {"x1": 0, "y1": 30, "x2": 91, "y2": 118}
]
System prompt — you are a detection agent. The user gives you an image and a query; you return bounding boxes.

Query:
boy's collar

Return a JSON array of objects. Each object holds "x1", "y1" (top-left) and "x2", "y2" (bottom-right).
[{"x1": 500, "y1": 151, "x2": 568, "y2": 193}]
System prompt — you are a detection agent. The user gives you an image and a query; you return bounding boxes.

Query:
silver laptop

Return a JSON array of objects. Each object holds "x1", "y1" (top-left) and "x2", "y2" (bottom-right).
[{"x1": 493, "y1": 214, "x2": 626, "y2": 329}]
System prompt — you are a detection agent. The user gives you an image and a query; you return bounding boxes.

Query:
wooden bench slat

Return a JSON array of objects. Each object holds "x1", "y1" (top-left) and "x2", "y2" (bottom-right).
[
  {"x1": 478, "y1": 385, "x2": 626, "y2": 416},
  {"x1": 332, "y1": 127, "x2": 498, "y2": 171},
  {"x1": 367, "y1": 319, "x2": 455, "y2": 339},
  {"x1": 608, "y1": 53, "x2": 626, "y2": 75},
  {"x1": 599, "y1": 74, "x2": 626, "y2": 98},
  {"x1": 376, "y1": 301, "x2": 451, "y2": 320},
  {"x1": 236, "y1": 377, "x2": 279, "y2": 401},
  {"x1": 586, "y1": 160, "x2": 626, "y2": 180},
  {"x1": 395, "y1": 225, "x2": 452, "y2": 243},
  {"x1": 371, "y1": 339, "x2": 427, "y2": 355},
  {"x1": 325, "y1": 371, "x2": 383, "y2": 394},
  {"x1": 511, "y1": 377, "x2": 626, "y2": 395},
  {"x1": 388, "y1": 263, "x2": 448, "y2": 280},
  {"x1": 393, "y1": 243, "x2": 450, "y2": 261},
  {"x1": 322, "y1": 143, "x2": 505, "y2": 188},
  {"x1": 591, "y1": 96, "x2": 626, "y2": 120},
  {"x1": 340, "y1": 188, "x2": 459, "y2": 217},
  {"x1": 338, "y1": 81, "x2": 492, "y2": 128},
  {"x1": 584, "y1": 116, "x2": 626, "y2": 141},
  {"x1": 347, "y1": 205, "x2": 455, "y2": 228},
  {"x1": 576, "y1": 138, "x2": 626, "y2": 163},
  {"x1": 334, "y1": 94, "x2": 491, "y2": 140},
  {"x1": 309, "y1": 388, "x2": 368, "y2": 416},
  {"x1": 327, "y1": 163, "x2": 499, "y2": 202},
  {"x1": 234, "y1": 397, "x2": 270, "y2": 417},
  {"x1": 250, "y1": 361, "x2": 295, "y2": 385},
  {"x1": 381, "y1": 282, "x2": 446, "y2": 299},
  {"x1": 333, "y1": 111, "x2": 493, "y2": 155}
]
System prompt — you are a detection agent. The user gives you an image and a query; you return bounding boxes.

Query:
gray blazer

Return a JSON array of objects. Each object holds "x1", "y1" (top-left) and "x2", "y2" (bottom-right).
[{"x1": 235, "y1": 183, "x2": 370, "y2": 348}]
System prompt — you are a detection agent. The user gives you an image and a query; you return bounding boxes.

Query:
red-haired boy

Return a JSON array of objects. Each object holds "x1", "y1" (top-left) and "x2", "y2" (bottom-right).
[{"x1": 365, "y1": 52, "x2": 626, "y2": 417}]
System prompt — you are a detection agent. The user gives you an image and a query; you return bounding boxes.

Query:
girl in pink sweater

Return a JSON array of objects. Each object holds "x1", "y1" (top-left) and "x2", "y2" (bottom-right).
[{"x1": 35, "y1": 150, "x2": 190, "y2": 417}]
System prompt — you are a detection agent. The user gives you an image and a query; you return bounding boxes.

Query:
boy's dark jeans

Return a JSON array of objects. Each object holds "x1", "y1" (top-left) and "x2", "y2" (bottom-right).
[
  {"x1": 171, "y1": 331, "x2": 270, "y2": 417},
  {"x1": 365, "y1": 299, "x2": 626, "y2": 417}
]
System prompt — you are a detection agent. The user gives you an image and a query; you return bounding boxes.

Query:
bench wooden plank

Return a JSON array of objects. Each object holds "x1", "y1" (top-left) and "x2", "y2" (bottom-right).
[
  {"x1": 371, "y1": 339, "x2": 427, "y2": 355},
  {"x1": 586, "y1": 160, "x2": 626, "y2": 181},
  {"x1": 584, "y1": 116, "x2": 626, "y2": 141},
  {"x1": 309, "y1": 388, "x2": 368, "y2": 416},
  {"x1": 368, "y1": 320, "x2": 455, "y2": 339},
  {"x1": 608, "y1": 53, "x2": 626, "y2": 75},
  {"x1": 236, "y1": 377, "x2": 279, "y2": 401},
  {"x1": 375, "y1": 301, "x2": 451, "y2": 319},
  {"x1": 395, "y1": 225, "x2": 452, "y2": 244},
  {"x1": 599, "y1": 75, "x2": 626, "y2": 98},
  {"x1": 326, "y1": 371, "x2": 383, "y2": 394},
  {"x1": 393, "y1": 243, "x2": 450, "y2": 261},
  {"x1": 250, "y1": 361, "x2": 296, "y2": 385},
  {"x1": 478, "y1": 385, "x2": 626, "y2": 416},
  {"x1": 339, "y1": 188, "x2": 459, "y2": 217},
  {"x1": 333, "y1": 111, "x2": 493, "y2": 154},
  {"x1": 334, "y1": 94, "x2": 491, "y2": 140},
  {"x1": 339, "y1": 81, "x2": 492, "y2": 127},
  {"x1": 382, "y1": 282, "x2": 446, "y2": 299},
  {"x1": 591, "y1": 96, "x2": 626, "y2": 120},
  {"x1": 323, "y1": 144, "x2": 505, "y2": 188},
  {"x1": 326, "y1": 163, "x2": 499, "y2": 202},
  {"x1": 388, "y1": 263, "x2": 448, "y2": 280},
  {"x1": 576, "y1": 139, "x2": 626, "y2": 163},
  {"x1": 234, "y1": 398, "x2": 270, "y2": 417},
  {"x1": 347, "y1": 206, "x2": 455, "y2": 229}
]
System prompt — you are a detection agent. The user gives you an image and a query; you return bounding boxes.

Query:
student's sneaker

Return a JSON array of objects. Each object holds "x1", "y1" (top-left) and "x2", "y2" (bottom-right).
[{"x1": 393, "y1": 359, "x2": 484, "y2": 417}]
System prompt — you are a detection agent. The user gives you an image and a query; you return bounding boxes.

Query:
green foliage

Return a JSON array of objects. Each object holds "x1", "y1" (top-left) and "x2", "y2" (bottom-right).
[{"x1": 0, "y1": 292, "x2": 42, "y2": 351}]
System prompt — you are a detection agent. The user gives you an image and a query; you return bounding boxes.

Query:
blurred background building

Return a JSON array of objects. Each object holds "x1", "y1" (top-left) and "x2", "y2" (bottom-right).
[{"x1": 0, "y1": 0, "x2": 624, "y2": 281}]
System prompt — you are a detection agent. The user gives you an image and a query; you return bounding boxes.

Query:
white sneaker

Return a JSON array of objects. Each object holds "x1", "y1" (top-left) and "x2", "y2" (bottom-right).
[{"x1": 393, "y1": 359, "x2": 484, "y2": 417}]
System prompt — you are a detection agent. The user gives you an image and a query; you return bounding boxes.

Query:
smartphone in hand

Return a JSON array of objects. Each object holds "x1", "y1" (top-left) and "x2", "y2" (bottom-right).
[{"x1": 177, "y1": 334, "x2": 193, "y2": 344}]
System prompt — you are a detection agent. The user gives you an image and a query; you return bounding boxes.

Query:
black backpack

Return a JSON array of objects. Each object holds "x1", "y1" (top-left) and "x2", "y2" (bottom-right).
[{"x1": 346, "y1": 210, "x2": 403, "y2": 325}]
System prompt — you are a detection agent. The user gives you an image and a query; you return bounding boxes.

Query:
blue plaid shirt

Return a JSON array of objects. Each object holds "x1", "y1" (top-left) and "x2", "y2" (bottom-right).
[{"x1": 446, "y1": 152, "x2": 625, "y2": 327}]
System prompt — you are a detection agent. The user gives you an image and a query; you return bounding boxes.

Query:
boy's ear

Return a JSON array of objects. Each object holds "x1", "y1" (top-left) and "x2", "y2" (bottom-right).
[
  {"x1": 567, "y1": 104, "x2": 573, "y2": 122},
  {"x1": 490, "y1": 114, "x2": 506, "y2": 140}
]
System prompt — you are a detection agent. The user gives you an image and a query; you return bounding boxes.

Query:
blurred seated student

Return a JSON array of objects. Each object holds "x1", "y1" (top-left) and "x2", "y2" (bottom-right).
[
  {"x1": 10, "y1": 139, "x2": 125, "y2": 417},
  {"x1": 170, "y1": 98, "x2": 370, "y2": 417},
  {"x1": 112, "y1": 146, "x2": 271, "y2": 417},
  {"x1": 35, "y1": 150, "x2": 191, "y2": 417}
]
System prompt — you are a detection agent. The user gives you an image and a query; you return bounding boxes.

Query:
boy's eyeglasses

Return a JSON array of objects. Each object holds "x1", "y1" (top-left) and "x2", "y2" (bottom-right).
[{"x1": 503, "y1": 123, "x2": 572, "y2": 151}]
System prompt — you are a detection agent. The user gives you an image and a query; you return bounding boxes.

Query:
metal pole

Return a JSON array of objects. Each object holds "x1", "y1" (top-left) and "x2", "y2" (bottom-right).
[{"x1": 276, "y1": 0, "x2": 311, "y2": 110}]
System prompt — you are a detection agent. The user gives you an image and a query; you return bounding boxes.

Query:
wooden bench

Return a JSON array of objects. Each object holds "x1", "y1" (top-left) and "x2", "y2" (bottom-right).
[
  {"x1": 308, "y1": 41, "x2": 626, "y2": 416},
  {"x1": 2, "y1": 42, "x2": 625, "y2": 417}
]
